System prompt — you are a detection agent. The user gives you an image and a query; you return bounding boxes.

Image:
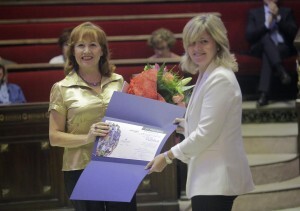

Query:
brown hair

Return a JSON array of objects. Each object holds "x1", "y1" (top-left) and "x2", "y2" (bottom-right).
[
  {"x1": 58, "y1": 27, "x2": 73, "y2": 48},
  {"x1": 0, "y1": 63, "x2": 7, "y2": 84}
]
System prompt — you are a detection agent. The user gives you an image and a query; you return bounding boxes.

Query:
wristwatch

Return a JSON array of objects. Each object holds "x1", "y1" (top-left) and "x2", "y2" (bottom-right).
[{"x1": 163, "y1": 151, "x2": 173, "y2": 164}]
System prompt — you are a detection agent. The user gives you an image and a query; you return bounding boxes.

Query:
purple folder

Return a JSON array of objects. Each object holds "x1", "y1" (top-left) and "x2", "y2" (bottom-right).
[{"x1": 71, "y1": 92, "x2": 185, "y2": 202}]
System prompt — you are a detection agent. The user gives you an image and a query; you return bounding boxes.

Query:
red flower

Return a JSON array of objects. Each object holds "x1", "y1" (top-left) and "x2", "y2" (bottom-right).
[
  {"x1": 127, "y1": 69, "x2": 165, "y2": 102},
  {"x1": 127, "y1": 63, "x2": 193, "y2": 106}
]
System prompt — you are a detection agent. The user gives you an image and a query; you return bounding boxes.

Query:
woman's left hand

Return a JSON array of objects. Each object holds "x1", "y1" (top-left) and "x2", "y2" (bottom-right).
[
  {"x1": 93, "y1": 122, "x2": 110, "y2": 137},
  {"x1": 173, "y1": 118, "x2": 185, "y2": 134},
  {"x1": 145, "y1": 154, "x2": 167, "y2": 174},
  {"x1": 87, "y1": 122, "x2": 110, "y2": 143}
]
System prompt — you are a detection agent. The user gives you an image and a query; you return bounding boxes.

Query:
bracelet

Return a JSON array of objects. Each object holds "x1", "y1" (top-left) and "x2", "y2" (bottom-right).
[{"x1": 163, "y1": 151, "x2": 173, "y2": 164}]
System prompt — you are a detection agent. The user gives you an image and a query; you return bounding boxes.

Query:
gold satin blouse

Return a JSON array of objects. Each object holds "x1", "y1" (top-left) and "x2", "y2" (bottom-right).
[{"x1": 48, "y1": 71, "x2": 124, "y2": 171}]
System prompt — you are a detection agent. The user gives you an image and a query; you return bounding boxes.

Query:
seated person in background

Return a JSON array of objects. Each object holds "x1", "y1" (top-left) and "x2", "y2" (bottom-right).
[
  {"x1": 246, "y1": 0, "x2": 298, "y2": 107},
  {"x1": 147, "y1": 28, "x2": 181, "y2": 59},
  {"x1": 49, "y1": 27, "x2": 73, "y2": 64},
  {"x1": 0, "y1": 63, "x2": 26, "y2": 104},
  {"x1": 0, "y1": 56, "x2": 16, "y2": 65}
]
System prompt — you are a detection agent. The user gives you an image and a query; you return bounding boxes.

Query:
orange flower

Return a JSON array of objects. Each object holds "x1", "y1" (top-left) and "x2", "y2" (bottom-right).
[
  {"x1": 162, "y1": 72, "x2": 174, "y2": 83},
  {"x1": 127, "y1": 63, "x2": 193, "y2": 106},
  {"x1": 172, "y1": 94, "x2": 184, "y2": 104},
  {"x1": 127, "y1": 69, "x2": 165, "y2": 102},
  {"x1": 172, "y1": 94, "x2": 186, "y2": 107}
]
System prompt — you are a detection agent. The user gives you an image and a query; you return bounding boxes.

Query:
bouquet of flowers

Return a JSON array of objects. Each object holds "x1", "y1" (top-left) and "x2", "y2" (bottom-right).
[{"x1": 127, "y1": 63, "x2": 194, "y2": 106}]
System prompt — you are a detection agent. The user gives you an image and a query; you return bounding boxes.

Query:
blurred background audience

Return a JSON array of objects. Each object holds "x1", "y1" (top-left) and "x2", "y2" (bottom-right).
[
  {"x1": 0, "y1": 63, "x2": 26, "y2": 104},
  {"x1": 245, "y1": 0, "x2": 298, "y2": 107},
  {"x1": 147, "y1": 28, "x2": 181, "y2": 59},
  {"x1": 49, "y1": 27, "x2": 73, "y2": 64}
]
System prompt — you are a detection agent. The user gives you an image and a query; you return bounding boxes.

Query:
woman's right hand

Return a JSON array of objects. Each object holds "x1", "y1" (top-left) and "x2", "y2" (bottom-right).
[{"x1": 87, "y1": 122, "x2": 110, "y2": 143}]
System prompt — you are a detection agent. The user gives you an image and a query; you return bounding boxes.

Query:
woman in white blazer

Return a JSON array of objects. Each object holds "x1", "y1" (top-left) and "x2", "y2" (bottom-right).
[{"x1": 146, "y1": 14, "x2": 254, "y2": 210}]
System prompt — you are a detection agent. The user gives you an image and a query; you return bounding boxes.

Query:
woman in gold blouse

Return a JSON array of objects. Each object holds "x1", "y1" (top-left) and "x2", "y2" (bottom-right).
[{"x1": 48, "y1": 22, "x2": 137, "y2": 211}]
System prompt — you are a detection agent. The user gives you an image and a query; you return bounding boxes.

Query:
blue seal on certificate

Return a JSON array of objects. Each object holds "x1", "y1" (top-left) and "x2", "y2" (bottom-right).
[{"x1": 96, "y1": 123, "x2": 121, "y2": 157}]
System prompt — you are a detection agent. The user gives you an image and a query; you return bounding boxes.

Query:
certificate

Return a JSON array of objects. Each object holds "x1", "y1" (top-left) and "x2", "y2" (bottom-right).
[
  {"x1": 71, "y1": 92, "x2": 186, "y2": 202},
  {"x1": 93, "y1": 120, "x2": 166, "y2": 161}
]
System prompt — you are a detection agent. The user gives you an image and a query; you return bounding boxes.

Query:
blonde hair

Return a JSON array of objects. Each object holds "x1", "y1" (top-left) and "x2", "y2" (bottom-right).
[
  {"x1": 64, "y1": 22, "x2": 115, "y2": 76},
  {"x1": 147, "y1": 28, "x2": 177, "y2": 49},
  {"x1": 181, "y1": 14, "x2": 238, "y2": 74}
]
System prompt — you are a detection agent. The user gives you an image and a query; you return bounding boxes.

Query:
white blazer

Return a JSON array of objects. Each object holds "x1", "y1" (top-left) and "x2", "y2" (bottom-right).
[{"x1": 171, "y1": 62, "x2": 254, "y2": 198}]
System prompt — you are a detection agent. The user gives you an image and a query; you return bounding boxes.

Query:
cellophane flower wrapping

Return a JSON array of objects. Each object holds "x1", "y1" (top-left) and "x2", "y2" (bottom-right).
[{"x1": 127, "y1": 63, "x2": 193, "y2": 106}]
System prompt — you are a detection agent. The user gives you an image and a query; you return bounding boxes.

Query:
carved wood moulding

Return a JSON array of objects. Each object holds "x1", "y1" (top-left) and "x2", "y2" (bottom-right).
[{"x1": 0, "y1": 103, "x2": 49, "y2": 124}]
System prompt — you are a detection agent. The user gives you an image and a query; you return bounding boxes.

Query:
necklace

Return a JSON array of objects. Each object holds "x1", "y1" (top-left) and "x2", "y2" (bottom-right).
[
  {"x1": 79, "y1": 73, "x2": 101, "y2": 87},
  {"x1": 84, "y1": 80, "x2": 101, "y2": 87}
]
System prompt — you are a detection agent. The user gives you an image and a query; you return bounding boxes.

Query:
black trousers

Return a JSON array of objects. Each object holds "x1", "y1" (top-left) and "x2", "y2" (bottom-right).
[
  {"x1": 64, "y1": 170, "x2": 137, "y2": 211},
  {"x1": 191, "y1": 195, "x2": 237, "y2": 211},
  {"x1": 249, "y1": 34, "x2": 294, "y2": 94}
]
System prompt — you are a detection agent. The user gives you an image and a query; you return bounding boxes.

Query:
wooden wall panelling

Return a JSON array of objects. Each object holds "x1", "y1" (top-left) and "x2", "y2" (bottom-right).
[
  {"x1": 0, "y1": 102, "x2": 180, "y2": 211},
  {"x1": 0, "y1": 103, "x2": 68, "y2": 211},
  {"x1": 136, "y1": 133, "x2": 179, "y2": 211}
]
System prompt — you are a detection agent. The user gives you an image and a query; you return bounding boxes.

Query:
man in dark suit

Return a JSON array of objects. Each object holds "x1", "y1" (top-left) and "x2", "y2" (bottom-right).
[{"x1": 246, "y1": 0, "x2": 298, "y2": 107}]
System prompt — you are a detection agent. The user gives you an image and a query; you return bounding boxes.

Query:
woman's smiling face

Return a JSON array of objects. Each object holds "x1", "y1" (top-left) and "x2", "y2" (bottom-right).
[
  {"x1": 74, "y1": 37, "x2": 103, "y2": 70},
  {"x1": 187, "y1": 30, "x2": 217, "y2": 72}
]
